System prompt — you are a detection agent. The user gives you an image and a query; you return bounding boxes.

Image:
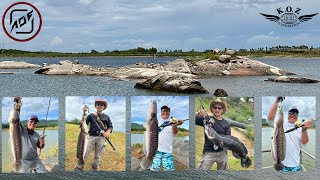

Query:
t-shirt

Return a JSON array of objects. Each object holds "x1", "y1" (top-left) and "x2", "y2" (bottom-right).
[
  {"x1": 158, "y1": 119, "x2": 173, "y2": 153},
  {"x1": 86, "y1": 113, "x2": 113, "y2": 136},
  {"x1": 267, "y1": 118, "x2": 303, "y2": 167},
  {"x1": 195, "y1": 115, "x2": 231, "y2": 152},
  {"x1": 20, "y1": 124, "x2": 40, "y2": 162}
]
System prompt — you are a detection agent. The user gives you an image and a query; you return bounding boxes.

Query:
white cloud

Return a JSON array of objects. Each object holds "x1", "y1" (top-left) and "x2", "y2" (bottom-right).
[
  {"x1": 2, "y1": 97, "x2": 59, "y2": 123},
  {"x1": 79, "y1": 0, "x2": 93, "y2": 5},
  {"x1": 50, "y1": 36, "x2": 63, "y2": 46},
  {"x1": 262, "y1": 97, "x2": 316, "y2": 121}
]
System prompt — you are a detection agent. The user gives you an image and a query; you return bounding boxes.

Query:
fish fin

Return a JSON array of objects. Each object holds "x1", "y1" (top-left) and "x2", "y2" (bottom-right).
[
  {"x1": 274, "y1": 162, "x2": 284, "y2": 171},
  {"x1": 241, "y1": 156, "x2": 252, "y2": 168},
  {"x1": 140, "y1": 157, "x2": 153, "y2": 170},
  {"x1": 13, "y1": 162, "x2": 22, "y2": 172}
]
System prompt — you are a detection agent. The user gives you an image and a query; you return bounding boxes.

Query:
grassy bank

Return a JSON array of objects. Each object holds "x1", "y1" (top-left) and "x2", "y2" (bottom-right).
[
  {"x1": 195, "y1": 126, "x2": 254, "y2": 170},
  {"x1": 65, "y1": 124, "x2": 125, "y2": 171}
]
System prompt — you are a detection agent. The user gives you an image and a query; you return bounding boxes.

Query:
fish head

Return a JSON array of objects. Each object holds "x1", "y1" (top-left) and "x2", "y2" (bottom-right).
[{"x1": 145, "y1": 100, "x2": 157, "y2": 126}]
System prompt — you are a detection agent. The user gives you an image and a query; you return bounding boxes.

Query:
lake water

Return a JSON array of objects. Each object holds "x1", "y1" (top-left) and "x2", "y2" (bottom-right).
[
  {"x1": 2, "y1": 129, "x2": 58, "y2": 172},
  {"x1": 261, "y1": 128, "x2": 315, "y2": 171},
  {"x1": 1, "y1": 57, "x2": 319, "y2": 96},
  {"x1": 131, "y1": 133, "x2": 189, "y2": 145}
]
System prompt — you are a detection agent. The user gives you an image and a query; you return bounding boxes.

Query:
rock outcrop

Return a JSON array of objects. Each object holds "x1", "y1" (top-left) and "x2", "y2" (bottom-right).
[
  {"x1": 134, "y1": 73, "x2": 209, "y2": 94},
  {"x1": 0, "y1": 61, "x2": 41, "y2": 69},
  {"x1": 265, "y1": 76, "x2": 319, "y2": 83}
]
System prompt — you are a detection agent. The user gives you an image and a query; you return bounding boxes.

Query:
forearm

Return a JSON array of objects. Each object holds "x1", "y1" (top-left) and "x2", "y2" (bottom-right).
[
  {"x1": 301, "y1": 130, "x2": 309, "y2": 144},
  {"x1": 172, "y1": 125, "x2": 179, "y2": 135},
  {"x1": 195, "y1": 115, "x2": 205, "y2": 126},
  {"x1": 267, "y1": 102, "x2": 278, "y2": 121}
]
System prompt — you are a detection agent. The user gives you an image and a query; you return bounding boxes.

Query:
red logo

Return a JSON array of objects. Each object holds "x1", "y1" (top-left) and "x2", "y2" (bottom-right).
[{"x1": 2, "y1": 2, "x2": 42, "y2": 42}]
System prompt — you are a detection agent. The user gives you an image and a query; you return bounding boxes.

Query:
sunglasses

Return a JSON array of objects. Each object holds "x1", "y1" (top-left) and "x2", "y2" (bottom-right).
[
  {"x1": 288, "y1": 112, "x2": 298, "y2": 116},
  {"x1": 161, "y1": 109, "x2": 170, "y2": 113},
  {"x1": 96, "y1": 103, "x2": 105, "y2": 106},
  {"x1": 212, "y1": 106, "x2": 223, "y2": 110},
  {"x1": 28, "y1": 120, "x2": 38, "y2": 125}
]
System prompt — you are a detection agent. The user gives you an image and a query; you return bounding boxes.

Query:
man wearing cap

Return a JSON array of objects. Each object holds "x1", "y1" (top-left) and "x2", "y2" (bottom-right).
[
  {"x1": 8, "y1": 97, "x2": 47, "y2": 173},
  {"x1": 267, "y1": 97, "x2": 313, "y2": 172},
  {"x1": 150, "y1": 105, "x2": 183, "y2": 171},
  {"x1": 74, "y1": 98, "x2": 113, "y2": 171},
  {"x1": 195, "y1": 98, "x2": 231, "y2": 170}
]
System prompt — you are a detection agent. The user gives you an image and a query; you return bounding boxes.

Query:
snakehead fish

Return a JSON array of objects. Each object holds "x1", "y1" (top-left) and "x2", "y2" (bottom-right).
[
  {"x1": 205, "y1": 123, "x2": 252, "y2": 168},
  {"x1": 140, "y1": 100, "x2": 158, "y2": 170},
  {"x1": 271, "y1": 103, "x2": 286, "y2": 171},
  {"x1": 76, "y1": 106, "x2": 89, "y2": 164},
  {"x1": 9, "y1": 97, "x2": 22, "y2": 172}
]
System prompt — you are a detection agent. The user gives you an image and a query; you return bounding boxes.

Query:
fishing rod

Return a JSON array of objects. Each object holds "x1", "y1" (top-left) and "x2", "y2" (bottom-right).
[
  {"x1": 285, "y1": 119, "x2": 316, "y2": 134},
  {"x1": 39, "y1": 97, "x2": 51, "y2": 156},
  {"x1": 158, "y1": 117, "x2": 189, "y2": 132}
]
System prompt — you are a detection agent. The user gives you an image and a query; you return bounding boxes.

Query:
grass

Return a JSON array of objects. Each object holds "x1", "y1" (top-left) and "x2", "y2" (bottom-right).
[
  {"x1": 65, "y1": 124, "x2": 125, "y2": 171},
  {"x1": 195, "y1": 126, "x2": 254, "y2": 170}
]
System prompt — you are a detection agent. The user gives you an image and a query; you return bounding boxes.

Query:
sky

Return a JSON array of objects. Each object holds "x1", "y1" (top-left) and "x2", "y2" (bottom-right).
[
  {"x1": 2, "y1": 97, "x2": 59, "y2": 124},
  {"x1": 65, "y1": 96, "x2": 126, "y2": 132},
  {"x1": 0, "y1": 0, "x2": 319, "y2": 52},
  {"x1": 131, "y1": 96, "x2": 189, "y2": 130},
  {"x1": 262, "y1": 96, "x2": 316, "y2": 122}
]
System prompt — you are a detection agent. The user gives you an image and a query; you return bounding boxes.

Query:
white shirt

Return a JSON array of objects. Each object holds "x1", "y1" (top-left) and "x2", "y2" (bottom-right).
[
  {"x1": 282, "y1": 120, "x2": 302, "y2": 167},
  {"x1": 268, "y1": 118, "x2": 302, "y2": 167},
  {"x1": 158, "y1": 119, "x2": 173, "y2": 153}
]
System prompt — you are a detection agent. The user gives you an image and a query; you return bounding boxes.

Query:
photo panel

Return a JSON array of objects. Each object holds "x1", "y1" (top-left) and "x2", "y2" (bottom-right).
[
  {"x1": 261, "y1": 96, "x2": 316, "y2": 172},
  {"x1": 195, "y1": 97, "x2": 254, "y2": 170},
  {"x1": 65, "y1": 96, "x2": 126, "y2": 171},
  {"x1": 131, "y1": 96, "x2": 189, "y2": 171},
  {"x1": 2, "y1": 97, "x2": 59, "y2": 173}
]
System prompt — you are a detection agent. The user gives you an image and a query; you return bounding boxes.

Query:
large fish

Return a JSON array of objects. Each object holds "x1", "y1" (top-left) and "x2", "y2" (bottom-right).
[
  {"x1": 271, "y1": 103, "x2": 286, "y2": 171},
  {"x1": 205, "y1": 122, "x2": 252, "y2": 168},
  {"x1": 140, "y1": 100, "x2": 158, "y2": 170},
  {"x1": 8, "y1": 97, "x2": 22, "y2": 172},
  {"x1": 76, "y1": 106, "x2": 89, "y2": 164}
]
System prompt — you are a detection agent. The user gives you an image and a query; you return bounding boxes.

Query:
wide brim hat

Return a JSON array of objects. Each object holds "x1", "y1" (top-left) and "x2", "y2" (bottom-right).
[
  {"x1": 94, "y1": 99, "x2": 108, "y2": 110},
  {"x1": 210, "y1": 98, "x2": 227, "y2": 115}
]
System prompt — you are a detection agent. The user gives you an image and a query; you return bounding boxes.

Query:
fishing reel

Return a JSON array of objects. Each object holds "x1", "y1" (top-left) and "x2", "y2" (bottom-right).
[{"x1": 170, "y1": 117, "x2": 177, "y2": 124}]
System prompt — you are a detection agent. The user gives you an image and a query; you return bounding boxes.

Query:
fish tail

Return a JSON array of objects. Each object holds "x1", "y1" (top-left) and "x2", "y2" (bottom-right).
[
  {"x1": 13, "y1": 162, "x2": 22, "y2": 172},
  {"x1": 274, "y1": 162, "x2": 284, "y2": 171},
  {"x1": 140, "y1": 157, "x2": 153, "y2": 170},
  {"x1": 241, "y1": 156, "x2": 252, "y2": 168}
]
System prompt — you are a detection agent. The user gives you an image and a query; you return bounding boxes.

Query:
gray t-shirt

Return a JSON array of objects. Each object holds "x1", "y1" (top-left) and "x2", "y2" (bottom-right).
[{"x1": 20, "y1": 124, "x2": 40, "y2": 162}]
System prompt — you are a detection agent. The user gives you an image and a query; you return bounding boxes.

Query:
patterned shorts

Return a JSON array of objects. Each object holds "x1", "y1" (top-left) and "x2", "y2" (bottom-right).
[
  {"x1": 150, "y1": 151, "x2": 174, "y2": 171},
  {"x1": 282, "y1": 165, "x2": 301, "y2": 172}
]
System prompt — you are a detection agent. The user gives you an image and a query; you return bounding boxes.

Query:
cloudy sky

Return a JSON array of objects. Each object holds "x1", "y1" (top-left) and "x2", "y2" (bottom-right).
[
  {"x1": 65, "y1": 96, "x2": 126, "y2": 132},
  {"x1": 1, "y1": 0, "x2": 319, "y2": 52},
  {"x1": 2, "y1": 97, "x2": 59, "y2": 124},
  {"x1": 262, "y1": 96, "x2": 316, "y2": 122},
  {"x1": 131, "y1": 96, "x2": 189, "y2": 130}
]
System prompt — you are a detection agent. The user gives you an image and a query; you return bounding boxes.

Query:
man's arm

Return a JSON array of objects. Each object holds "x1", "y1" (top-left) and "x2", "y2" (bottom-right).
[
  {"x1": 301, "y1": 119, "x2": 313, "y2": 144},
  {"x1": 172, "y1": 120, "x2": 183, "y2": 135},
  {"x1": 267, "y1": 97, "x2": 281, "y2": 122},
  {"x1": 102, "y1": 116, "x2": 113, "y2": 138}
]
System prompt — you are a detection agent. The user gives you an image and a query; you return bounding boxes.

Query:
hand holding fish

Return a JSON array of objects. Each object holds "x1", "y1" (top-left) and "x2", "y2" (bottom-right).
[{"x1": 39, "y1": 136, "x2": 45, "y2": 148}]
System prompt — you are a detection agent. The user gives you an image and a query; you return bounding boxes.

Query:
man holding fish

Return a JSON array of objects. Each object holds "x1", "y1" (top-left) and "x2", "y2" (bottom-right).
[
  {"x1": 150, "y1": 105, "x2": 184, "y2": 171},
  {"x1": 195, "y1": 98, "x2": 231, "y2": 170},
  {"x1": 267, "y1": 96, "x2": 313, "y2": 172},
  {"x1": 8, "y1": 97, "x2": 47, "y2": 173},
  {"x1": 74, "y1": 98, "x2": 113, "y2": 171}
]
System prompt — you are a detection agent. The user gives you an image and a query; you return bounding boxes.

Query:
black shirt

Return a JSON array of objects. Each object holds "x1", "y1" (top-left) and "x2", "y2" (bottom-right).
[
  {"x1": 195, "y1": 115, "x2": 231, "y2": 152},
  {"x1": 86, "y1": 113, "x2": 113, "y2": 136}
]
